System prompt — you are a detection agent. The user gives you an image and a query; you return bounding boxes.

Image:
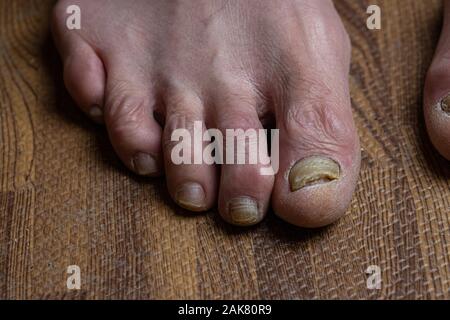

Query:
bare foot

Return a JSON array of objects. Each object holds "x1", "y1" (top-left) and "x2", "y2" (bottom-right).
[
  {"x1": 424, "y1": 1, "x2": 450, "y2": 160},
  {"x1": 52, "y1": 0, "x2": 361, "y2": 228}
]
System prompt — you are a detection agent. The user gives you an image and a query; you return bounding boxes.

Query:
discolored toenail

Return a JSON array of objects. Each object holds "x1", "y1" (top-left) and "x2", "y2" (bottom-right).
[
  {"x1": 175, "y1": 182, "x2": 207, "y2": 211},
  {"x1": 227, "y1": 196, "x2": 260, "y2": 226},
  {"x1": 438, "y1": 94, "x2": 450, "y2": 114},
  {"x1": 289, "y1": 156, "x2": 340, "y2": 192},
  {"x1": 131, "y1": 152, "x2": 159, "y2": 176}
]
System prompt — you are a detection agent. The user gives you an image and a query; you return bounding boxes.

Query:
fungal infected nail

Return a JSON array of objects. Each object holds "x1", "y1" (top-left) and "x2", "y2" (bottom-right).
[
  {"x1": 440, "y1": 94, "x2": 450, "y2": 114},
  {"x1": 289, "y1": 156, "x2": 340, "y2": 192},
  {"x1": 175, "y1": 182, "x2": 206, "y2": 212},
  {"x1": 228, "y1": 197, "x2": 260, "y2": 226}
]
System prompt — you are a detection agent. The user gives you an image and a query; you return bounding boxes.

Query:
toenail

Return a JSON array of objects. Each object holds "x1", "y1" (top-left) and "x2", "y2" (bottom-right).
[
  {"x1": 89, "y1": 105, "x2": 103, "y2": 120},
  {"x1": 438, "y1": 94, "x2": 450, "y2": 114},
  {"x1": 227, "y1": 196, "x2": 260, "y2": 226},
  {"x1": 289, "y1": 156, "x2": 340, "y2": 192},
  {"x1": 89, "y1": 105, "x2": 104, "y2": 123},
  {"x1": 175, "y1": 182, "x2": 206, "y2": 211},
  {"x1": 131, "y1": 152, "x2": 159, "y2": 176}
]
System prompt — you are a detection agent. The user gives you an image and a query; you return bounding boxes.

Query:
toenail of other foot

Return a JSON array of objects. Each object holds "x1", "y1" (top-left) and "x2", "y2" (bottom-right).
[
  {"x1": 289, "y1": 156, "x2": 340, "y2": 192},
  {"x1": 227, "y1": 196, "x2": 260, "y2": 227},
  {"x1": 175, "y1": 182, "x2": 207, "y2": 212},
  {"x1": 131, "y1": 152, "x2": 159, "y2": 176},
  {"x1": 438, "y1": 94, "x2": 450, "y2": 114}
]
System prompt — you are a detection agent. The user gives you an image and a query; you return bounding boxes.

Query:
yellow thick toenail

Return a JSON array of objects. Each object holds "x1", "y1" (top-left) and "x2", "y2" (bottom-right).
[
  {"x1": 289, "y1": 156, "x2": 340, "y2": 192},
  {"x1": 175, "y1": 182, "x2": 206, "y2": 212},
  {"x1": 131, "y1": 152, "x2": 158, "y2": 176},
  {"x1": 228, "y1": 197, "x2": 260, "y2": 226},
  {"x1": 439, "y1": 94, "x2": 450, "y2": 113}
]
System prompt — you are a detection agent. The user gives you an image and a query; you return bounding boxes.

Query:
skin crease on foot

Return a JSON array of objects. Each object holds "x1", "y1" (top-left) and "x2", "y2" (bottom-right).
[{"x1": 52, "y1": 0, "x2": 361, "y2": 228}]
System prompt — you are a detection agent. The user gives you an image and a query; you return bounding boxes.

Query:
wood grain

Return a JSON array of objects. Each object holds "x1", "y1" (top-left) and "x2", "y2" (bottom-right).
[{"x1": 0, "y1": 0, "x2": 448, "y2": 299}]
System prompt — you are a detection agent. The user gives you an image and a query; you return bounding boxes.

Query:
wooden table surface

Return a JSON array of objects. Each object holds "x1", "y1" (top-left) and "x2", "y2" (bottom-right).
[{"x1": 0, "y1": 0, "x2": 448, "y2": 299}]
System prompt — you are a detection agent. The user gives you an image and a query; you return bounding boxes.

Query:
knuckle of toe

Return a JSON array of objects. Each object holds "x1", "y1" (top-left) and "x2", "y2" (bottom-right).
[
  {"x1": 162, "y1": 113, "x2": 198, "y2": 161},
  {"x1": 164, "y1": 94, "x2": 203, "y2": 132},
  {"x1": 165, "y1": 90, "x2": 202, "y2": 114},
  {"x1": 108, "y1": 109, "x2": 144, "y2": 139},
  {"x1": 219, "y1": 111, "x2": 259, "y2": 130},
  {"x1": 165, "y1": 111, "x2": 198, "y2": 134},
  {"x1": 283, "y1": 102, "x2": 355, "y2": 154},
  {"x1": 106, "y1": 90, "x2": 149, "y2": 134},
  {"x1": 163, "y1": 110, "x2": 199, "y2": 152},
  {"x1": 162, "y1": 135, "x2": 184, "y2": 156},
  {"x1": 211, "y1": 74, "x2": 258, "y2": 105}
]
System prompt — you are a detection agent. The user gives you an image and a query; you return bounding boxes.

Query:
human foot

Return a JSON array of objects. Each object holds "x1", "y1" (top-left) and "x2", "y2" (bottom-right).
[
  {"x1": 424, "y1": 1, "x2": 450, "y2": 160},
  {"x1": 52, "y1": 0, "x2": 360, "y2": 228}
]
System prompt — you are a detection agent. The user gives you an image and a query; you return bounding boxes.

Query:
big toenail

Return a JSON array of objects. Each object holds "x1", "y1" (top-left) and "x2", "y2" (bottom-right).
[
  {"x1": 175, "y1": 182, "x2": 206, "y2": 211},
  {"x1": 228, "y1": 197, "x2": 260, "y2": 226},
  {"x1": 131, "y1": 152, "x2": 158, "y2": 176},
  {"x1": 289, "y1": 156, "x2": 340, "y2": 192},
  {"x1": 89, "y1": 105, "x2": 103, "y2": 120},
  {"x1": 439, "y1": 94, "x2": 450, "y2": 114}
]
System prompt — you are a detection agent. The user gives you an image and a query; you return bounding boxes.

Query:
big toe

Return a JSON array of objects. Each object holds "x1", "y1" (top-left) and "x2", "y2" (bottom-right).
[
  {"x1": 270, "y1": 15, "x2": 361, "y2": 228},
  {"x1": 273, "y1": 92, "x2": 360, "y2": 228}
]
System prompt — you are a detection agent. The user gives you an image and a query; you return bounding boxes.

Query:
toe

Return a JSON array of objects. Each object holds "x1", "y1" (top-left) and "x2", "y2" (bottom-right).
[
  {"x1": 52, "y1": 4, "x2": 105, "y2": 123},
  {"x1": 272, "y1": 81, "x2": 360, "y2": 228},
  {"x1": 423, "y1": 3, "x2": 450, "y2": 160},
  {"x1": 213, "y1": 86, "x2": 274, "y2": 226},
  {"x1": 103, "y1": 62, "x2": 163, "y2": 176},
  {"x1": 269, "y1": 4, "x2": 360, "y2": 228},
  {"x1": 63, "y1": 44, "x2": 106, "y2": 123},
  {"x1": 163, "y1": 90, "x2": 217, "y2": 212}
]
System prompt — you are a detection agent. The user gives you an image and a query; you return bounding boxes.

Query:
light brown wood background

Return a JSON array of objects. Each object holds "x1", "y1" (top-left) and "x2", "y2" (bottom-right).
[{"x1": 0, "y1": 0, "x2": 448, "y2": 299}]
